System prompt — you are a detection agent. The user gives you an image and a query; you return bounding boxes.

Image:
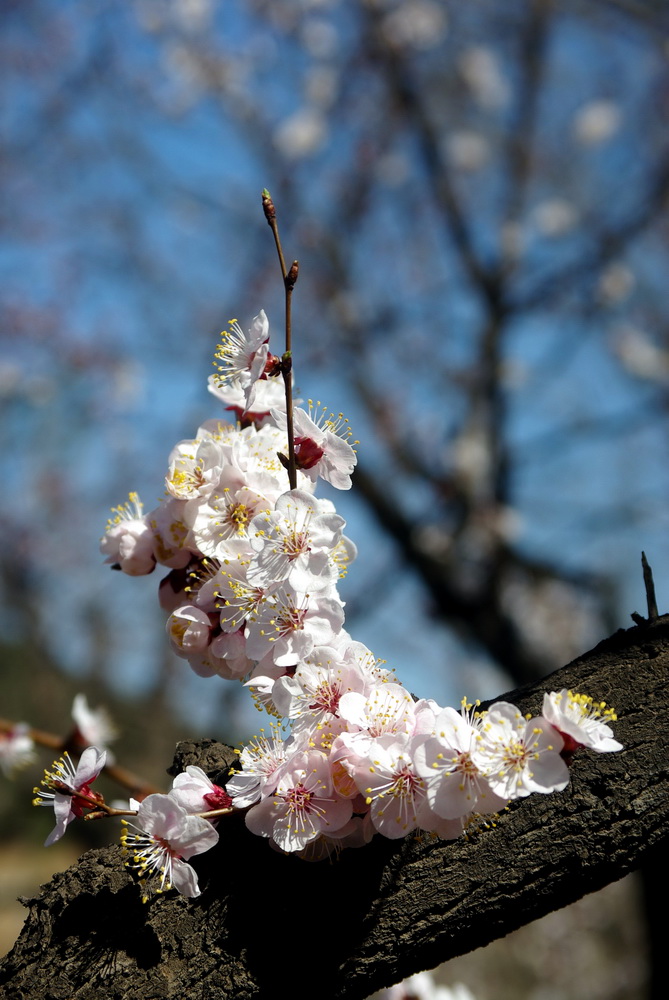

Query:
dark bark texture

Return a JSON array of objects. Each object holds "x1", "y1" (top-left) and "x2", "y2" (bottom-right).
[{"x1": 2, "y1": 617, "x2": 668, "y2": 1000}]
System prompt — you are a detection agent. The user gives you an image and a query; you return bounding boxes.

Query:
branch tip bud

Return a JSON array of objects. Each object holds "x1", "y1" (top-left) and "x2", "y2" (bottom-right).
[
  {"x1": 262, "y1": 189, "x2": 276, "y2": 224},
  {"x1": 286, "y1": 260, "x2": 299, "y2": 289}
]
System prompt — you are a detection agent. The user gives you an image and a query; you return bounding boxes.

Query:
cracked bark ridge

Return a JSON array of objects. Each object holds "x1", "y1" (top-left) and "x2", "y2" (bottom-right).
[{"x1": 1, "y1": 617, "x2": 668, "y2": 1000}]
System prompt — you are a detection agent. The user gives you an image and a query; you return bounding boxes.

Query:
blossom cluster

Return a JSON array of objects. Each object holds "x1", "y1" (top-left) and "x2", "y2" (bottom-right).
[
  {"x1": 95, "y1": 309, "x2": 623, "y2": 880},
  {"x1": 33, "y1": 742, "x2": 226, "y2": 898},
  {"x1": 101, "y1": 312, "x2": 357, "y2": 686}
]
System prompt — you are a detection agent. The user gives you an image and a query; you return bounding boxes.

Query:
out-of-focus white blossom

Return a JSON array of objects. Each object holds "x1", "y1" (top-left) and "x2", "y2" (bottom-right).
[
  {"x1": 597, "y1": 262, "x2": 635, "y2": 305},
  {"x1": 381, "y1": 1, "x2": 447, "y2": 50},
  {"x1": 274, "y1": 108, "x2": 328, "y2": 160},
  {"x1": 573, "y1": 99, "x2": 621, "y2": 145},
  {"x1": 301, "y1": 19, "x2": 339, "y2": 59},
  {"x1": 71, "y1": 694, "x2": 118, "y2": 751},
  {"x1": 612, "y1": 324, "x2": 669, "y2": 382},
  {"x1": 377, "y1": 971, "x2": 478, "y2": 1000},
  {"x1": 532, "y1": 198, "x2": 579, "y2": 237},
  {"x1": 459, "y1": 47, "x2": 509, "y2": 110},
  {"x1": 444, "y1": 131, "x2": 489, "y2": 172},
  {"x1": 0, "y1": 724, "x2": 36, "y2": 777},
  {"x1": 171, "y1": 0, "x2": 213, "y2": 33}
]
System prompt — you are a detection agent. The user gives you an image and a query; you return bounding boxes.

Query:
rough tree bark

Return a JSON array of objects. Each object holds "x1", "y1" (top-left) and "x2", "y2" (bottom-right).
[{"x1": 1, "y1": 616, "x2": 667, "y2": 1000}]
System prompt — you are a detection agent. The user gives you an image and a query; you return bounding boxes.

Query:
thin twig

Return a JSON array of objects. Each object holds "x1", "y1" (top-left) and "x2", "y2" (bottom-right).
[
  {"x1": 1, "y1": 717, "x2": 161, "y2": 798},
  {"x1": 642, "y1": 551, "x2": 659, "y2": 620},
  {"x1": 262, "y1": 188, "x2": 298, "y2": 490}
]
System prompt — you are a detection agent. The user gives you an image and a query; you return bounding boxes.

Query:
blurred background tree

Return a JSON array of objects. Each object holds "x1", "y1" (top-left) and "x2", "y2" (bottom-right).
[{"x1": 1, "y1": 0, "x2": 667, "y2": 995}]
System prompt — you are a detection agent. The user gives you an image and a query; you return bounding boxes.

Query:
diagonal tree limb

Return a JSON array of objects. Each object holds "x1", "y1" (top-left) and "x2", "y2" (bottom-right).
[{"x1": 1, "y1": 616, "x2": 668, "y2": 1000}]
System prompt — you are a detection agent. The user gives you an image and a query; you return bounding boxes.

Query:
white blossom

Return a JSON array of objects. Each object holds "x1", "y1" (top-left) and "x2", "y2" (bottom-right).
[{"x1": 121, "y1": 793, "x2": 218, "y2": 900}]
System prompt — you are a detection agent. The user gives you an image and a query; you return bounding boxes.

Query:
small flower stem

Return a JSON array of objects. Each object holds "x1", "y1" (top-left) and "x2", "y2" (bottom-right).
[
  {"x1": 262, "y1": 189, "x2": 298, "y2": 491},
  {"x1": 196, "y1": 807, "x2": 236, "y2": 820},
  {"x1": 60, "y1": 785, "x2": 139, "y2": 819},
  {"x1": 84, "y1": 805, "x2": 139, "y2": 820}
]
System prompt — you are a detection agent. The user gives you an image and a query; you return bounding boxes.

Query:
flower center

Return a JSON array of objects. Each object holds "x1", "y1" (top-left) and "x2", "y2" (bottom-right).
[
  {"x1": 452, "y1": 751, "x2": 479, "y2": 777},
  {"x1": 310, "y1": 680, "x2": 341, "y2": 715},
  {"x1": 282, "y1": 530, "x2": 310, "y2": 560},
  {"x1": 226, "y1": 502, "x2": 252, "y2": 531},
  {"x1": 503, "y1": 740, "x2": 530, "y2": 769},
  {"x1": 392, "y1": 766, "x2": 421, "y2": 799},
  {"x1": 286, "y1": 782, "x2": 314, "y2": 813},
  {"x1": 274, "y1": 603, "x2": 307, "y2": 637}
]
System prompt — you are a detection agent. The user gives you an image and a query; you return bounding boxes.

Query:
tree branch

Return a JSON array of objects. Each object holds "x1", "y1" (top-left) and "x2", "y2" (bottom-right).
[{"x1": 2, "y1": 618, "x2": 668, "y2": 1000}]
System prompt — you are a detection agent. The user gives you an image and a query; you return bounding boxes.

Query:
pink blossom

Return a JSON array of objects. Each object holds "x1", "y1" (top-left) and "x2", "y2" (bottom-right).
[
  {"x1": 244, "y1": 586, "x2": 345, "y2": 666},
  {"x1": 147, "y1": 497, "x2": 194, "y2": 569},
  {"x1": 247, "y1": 490, "x2": 344, "y2": 593},
  {"x1": 226, "y1": 729, "x2": 296, "y2": 808},
  {"x1": 472, "y1": 702, "x2": 569, "y2": 799},
  {"x1": 245, "y1": 750, "x2": 352, "y2": 852},
  {"x1": 121, "y1": 793, "x2": 219, "y2": 900},
  {"x1": 347, "y1": 735, "x2": 426, "y2": 839},
  {"x1": 166, "y1": 605, "x2": 213, "y2": 656},
  {"x1": 413, "y1": 705, "x2": 508, "y2": 819},
  {"x1": 272, "y1": 646, "x2": 368, "y2": 735},
  {"x1": 33, "y1": 747, "x2": 107, "y2": 846},
  {"x1": 212, "y1": 311, "x2": 270, "y2": 390},
  {"x1": 273, "y1": 402, "x2": 357, "y2": 490},
  {"x1": 100, "y1": 493, "x2": 156, "y2": 576},
  {"x1": 542, "y1": 689, "x2": 622, "y2": 753},
  {"x1": 170, "y1": 765, "x2": 232, "y2": 814}
]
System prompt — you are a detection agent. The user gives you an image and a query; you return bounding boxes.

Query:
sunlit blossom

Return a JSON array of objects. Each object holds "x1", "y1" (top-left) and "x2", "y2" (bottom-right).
[
  {"x1": 212, "y1": 310, "x2": 269, "y2": 390},
  {"x1": 121, "y1": 793, "x2": 219, "y2": 901},
  {"x1": 348, "y1": 736, "x2": 426, "y2": 839},
  {"x1": 170, "y1": 765, "x2": 232, "y2": 814},
  {"x1": 100, "y1": 492, "x2": 156, "y2": 576},
  {"x1": 542, "y1": 689, "x2": 622, "y2": 753},
  {"x1": 33, "y1": 747, "x2": 107, "y2": 846},
  {"x1": 245, "y1": 749, "x2": 352, "y2": 852},
  {"x1": 414, "y1": 703, "x2": 508, "y2": 819},
  {"x1": 472, "y1": 702, "x2": 569, "y2": 799}
]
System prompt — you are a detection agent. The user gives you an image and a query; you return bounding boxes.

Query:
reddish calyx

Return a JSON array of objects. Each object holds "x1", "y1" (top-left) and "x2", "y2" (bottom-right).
[
  {"x1": 72, "y1": 783, "x2": 105, "y2": 817},
  {"x1": 294, "y1": 436, "x2": 324, "y2": 470},
  {"x1": 203, "y1": 786, "x2": 233, "y2": 810}
]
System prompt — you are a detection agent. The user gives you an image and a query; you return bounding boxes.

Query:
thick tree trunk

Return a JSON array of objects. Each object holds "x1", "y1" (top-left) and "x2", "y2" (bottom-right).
[{"x1": 1, "y1": 617, "x2": 667, "y2": 1000}]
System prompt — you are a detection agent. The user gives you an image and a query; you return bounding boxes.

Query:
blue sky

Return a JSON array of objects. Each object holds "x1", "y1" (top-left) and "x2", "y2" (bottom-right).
[{"x1": 2, "y1": 0, "x2": 668, "y2": 739}]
